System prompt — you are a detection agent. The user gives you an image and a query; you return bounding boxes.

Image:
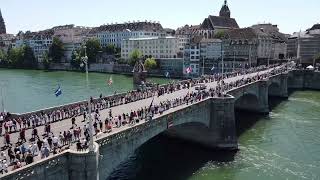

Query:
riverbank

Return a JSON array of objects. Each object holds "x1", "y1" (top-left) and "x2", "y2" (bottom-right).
[
  {"x1": 0, "y1": 68, "x2": 171, "y2": 113},
  {"x1": 1, "y1": 61, "x2": 183, "y2": 78}
]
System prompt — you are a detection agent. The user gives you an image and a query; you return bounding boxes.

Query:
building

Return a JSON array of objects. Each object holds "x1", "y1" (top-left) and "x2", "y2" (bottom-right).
[
  {"x1": 176, "y1": 0, "x2": 239, "y2": 41},
  {"x1": 287, "y1": 24, "x2": 320, "y2": 64},
  {"x1": 158, "y1": 58, "x2": 183, "y2": 77},
  {"x1": 90, "y1": 21, "x2": 166, "y2": 48},
  {"x1": 200, "y1": 38, "x2": 222, "y2": 74},
  {"x1": 223, "y1": 28, "x2": 259, "y2": 70},
  {"x1": 253, "y1": 28, "x2": 273, "y2": 62},
  {"x1": 0, "y1": 34, "x2": 15, "y2": 51},
  {"x1": 183, "y1": 37, "x2": 201, "y2": 76},
  {"x1": 0, "y1": 9, "x2": 6, "y2": 34},
  {"x1": 199, "y1": 0, "x2": 239, "y2": 38},
  {"x1": 15, "y1": 30, "x2": 54, "y2": 62},
  {"x1": 251, "y1": 23, "x2": 287, "y2": 62},
  {"x1": 121, "y1": 36, "x2": 179, "y2": 60},
  {"x1": 53, "y1": 24, "x2": 91, "y2": 62},
  {"x1": 183, "y1": 36, "x2": 223, "y2": 77}
]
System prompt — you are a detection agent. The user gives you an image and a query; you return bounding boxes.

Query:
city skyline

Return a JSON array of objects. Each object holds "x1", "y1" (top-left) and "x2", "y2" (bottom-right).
[{"x1": 1, "y1": 0, "x2": 320, "y2": 35}]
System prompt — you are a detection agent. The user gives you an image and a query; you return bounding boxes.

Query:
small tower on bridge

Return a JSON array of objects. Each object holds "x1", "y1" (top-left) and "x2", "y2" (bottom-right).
[{"x1": 132, "y1": 59, "x2": 147, "y2": 89}]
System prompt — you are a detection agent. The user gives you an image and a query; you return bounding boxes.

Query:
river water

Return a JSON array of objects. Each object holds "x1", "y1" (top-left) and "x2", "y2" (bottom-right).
[
  {"x1": 107, "y1": 91, "x2": 320, "y2": 180},
  {"x1": 0, "y1": 68, "x2": 169, "y2": 113}
]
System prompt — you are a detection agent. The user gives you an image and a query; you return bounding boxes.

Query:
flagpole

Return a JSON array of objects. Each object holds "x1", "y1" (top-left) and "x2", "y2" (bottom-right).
[
  {"x1": 82, "y1": 45, "x2": 94, "y2": 152},
  {"x1": 0, "y1": 85, "x2": 4, "y2": 113}
]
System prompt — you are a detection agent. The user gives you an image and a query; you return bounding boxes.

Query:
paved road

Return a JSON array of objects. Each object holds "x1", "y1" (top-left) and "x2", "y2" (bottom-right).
[{"x1": 1, "y1": 66, "x2": 284, "y2": 151}]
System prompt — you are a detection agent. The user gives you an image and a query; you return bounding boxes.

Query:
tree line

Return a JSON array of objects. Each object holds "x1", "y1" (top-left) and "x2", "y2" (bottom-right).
[{"x1": 0, "y1": 37, "x2": 159, "y2": 70}]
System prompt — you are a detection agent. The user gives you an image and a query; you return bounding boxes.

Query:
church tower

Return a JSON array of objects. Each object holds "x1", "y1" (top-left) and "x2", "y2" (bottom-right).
[
  {"x1": 219, "y1": 0, "x2": 231, "y2": 18},
  {"x1": 0, "y1": 9, "x2": 6, "y2": 34}
]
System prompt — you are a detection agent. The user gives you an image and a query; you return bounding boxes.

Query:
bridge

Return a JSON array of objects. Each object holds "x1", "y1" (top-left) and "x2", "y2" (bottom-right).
[{"x1": 1, "y1": 67, "x2": 320, "y2": 180}]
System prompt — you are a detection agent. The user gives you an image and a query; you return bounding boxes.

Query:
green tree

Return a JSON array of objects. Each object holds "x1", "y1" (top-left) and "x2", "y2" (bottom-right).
[
  {"x1": 70, "y1": 50, "x2": 82, "y2": 69},
  {"x1": 0, "y1": 49, "x2": 7, "y2": 65},
  {"x1": 103, "y1": 44, "x2": 117, "y2": 55},
  {"x1": 129, "y1": 49, "x2": 143, "y2": 66},
  {"x1": 49, "y1": 37, "x2": 64, "y2": 63},
  {"x1": 85, "y1": 38, "x2": 102, "y2": 63},
  {"x1": 315, "y1": 53, "x2": 320, "y2": 62},
  {"x1": 7, "y1": 47, "x2": 23, "y2": 67},
  {"x1": 42, "y1": 51, "x2": 51, "y2": 70},
  {"x1": 144, "y1": 57, "x2": 157, "y2": 70},
  {"x1": 22, "y1": 45, "x2": 37, "y2": 68},
  {"x1": 214, "y1": 30, "x2": 226, "y2": 39}
]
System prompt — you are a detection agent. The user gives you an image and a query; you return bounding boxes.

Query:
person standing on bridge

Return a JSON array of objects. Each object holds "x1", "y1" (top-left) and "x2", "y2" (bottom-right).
[{"x1": 19, "y1": 128, "x2": 26, "y2": 142}]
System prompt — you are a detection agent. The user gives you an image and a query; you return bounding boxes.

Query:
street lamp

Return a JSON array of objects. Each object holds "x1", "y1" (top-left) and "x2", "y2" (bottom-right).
[{"x1": 81, "y1": 45, "x2": 94, "y2": 152}]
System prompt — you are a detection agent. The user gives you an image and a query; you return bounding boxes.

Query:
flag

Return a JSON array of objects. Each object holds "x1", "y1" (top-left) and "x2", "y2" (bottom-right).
[
  {"x1": 211, "y1": 65, "x2": 215, "y2": 71},
  {"x1": 185, "y1": 67, "x2": 192, "y2": 74},
  {"x1": 54, "y1": 85, "x2": 62, "y2": 97},
  {"x1": 165, "y1": 71, "x2": 170, "y2": 78},
  {"x1": 107, "y1": 76, "x2": 113, "y2": 86}
]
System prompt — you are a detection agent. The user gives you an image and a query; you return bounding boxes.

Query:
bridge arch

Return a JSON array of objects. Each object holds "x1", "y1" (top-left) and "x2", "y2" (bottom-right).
[
  {"x1": 268, "y1": 82, "x2": 281, "y2": 97},
  {"x1": 97, "y1": 100, "x2": 211, "y2": 179},
  {"x1": 234, "y1": 93, "x2": 261, "y2": 112}
]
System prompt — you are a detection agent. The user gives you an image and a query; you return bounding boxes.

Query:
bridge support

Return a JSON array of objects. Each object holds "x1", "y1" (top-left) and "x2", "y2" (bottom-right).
[
  {"x1": 269, "y1": 73, "x2": 288, "y2": 98},
  {"x1": 210, "y1": 95, "x2": 237, "y2": 150},
  {"x1": 233, "y1": 80, "x2": 269, "y2": 114}
]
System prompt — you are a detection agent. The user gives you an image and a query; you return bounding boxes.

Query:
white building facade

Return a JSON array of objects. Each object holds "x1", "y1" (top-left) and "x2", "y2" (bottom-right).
[
  {"x1": 90, "y1": 21, "x2": 166, "y2": 48},
  {"x1": 15, "y1": 30, "x2": 54, "y2": 62},
  {"x1": 121, "y1": 36, "x2": 179, "y2": 60},
  {"x1": 183, "y1": 43, "x2": 200, "y2": 76}
]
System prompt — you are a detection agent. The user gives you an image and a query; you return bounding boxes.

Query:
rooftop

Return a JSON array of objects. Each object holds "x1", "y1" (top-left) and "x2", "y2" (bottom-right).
[
  {"x1": 127, "y1": 36, "x2": 176, "y2": 41},
  {"x1": 90, "y1": 21, "x2": 163, "y2": 34}
]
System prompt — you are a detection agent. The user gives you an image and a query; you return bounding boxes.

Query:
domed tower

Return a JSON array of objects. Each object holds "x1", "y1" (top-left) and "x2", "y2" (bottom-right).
[
  {"x1": 0, "y1": 9, "x2": 6, "y2": 34},
  {"x1": 219, "y1": 0, "x2": 231, "y2": 18}
]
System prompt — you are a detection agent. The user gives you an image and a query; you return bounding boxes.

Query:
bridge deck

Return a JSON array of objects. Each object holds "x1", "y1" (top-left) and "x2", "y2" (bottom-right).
[{"x1": 0, "y1": 66, "x2": 285, "y2": 175}]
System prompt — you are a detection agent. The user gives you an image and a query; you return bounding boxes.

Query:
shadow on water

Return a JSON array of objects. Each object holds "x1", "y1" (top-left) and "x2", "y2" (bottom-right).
[
  {"x1": 107, "y1": 133, "x2": 237, "y2": 180},
  {"x1": 235, "y1": 96, "x2": 286, "y2": 137},
  {"x1": 235, "y1": 110, "x2": 264, "y2": 137}
]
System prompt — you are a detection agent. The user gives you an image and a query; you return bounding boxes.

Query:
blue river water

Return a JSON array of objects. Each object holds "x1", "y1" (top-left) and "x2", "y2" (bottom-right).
[{"x1": 0, "y1": 68, "x2": 169, "y2": 113}]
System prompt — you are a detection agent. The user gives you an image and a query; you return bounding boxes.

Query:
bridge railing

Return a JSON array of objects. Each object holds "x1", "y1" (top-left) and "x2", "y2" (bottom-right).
[{"x1": 9, "y1": 65, "x2": 288, "y2": 120}]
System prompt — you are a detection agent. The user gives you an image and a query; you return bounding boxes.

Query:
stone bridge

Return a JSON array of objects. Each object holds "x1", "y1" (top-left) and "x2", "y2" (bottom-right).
[
  {"x1": 96, "y1": 72, "x2": 291, "y2": 179},
  {"x1": 2, "y1": 70, "x2": 320, "y2": 180}
]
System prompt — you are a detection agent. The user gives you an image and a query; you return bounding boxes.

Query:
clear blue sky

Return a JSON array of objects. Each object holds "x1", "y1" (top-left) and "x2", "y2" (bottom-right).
[{"x1": 1, "y1": 0, "x2": 319, "y2": 35}]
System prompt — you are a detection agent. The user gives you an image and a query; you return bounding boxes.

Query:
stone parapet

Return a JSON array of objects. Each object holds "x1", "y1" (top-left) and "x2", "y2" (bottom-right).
[{"x1": 0, "y1": 143, "x2": 100, "y2": 180}]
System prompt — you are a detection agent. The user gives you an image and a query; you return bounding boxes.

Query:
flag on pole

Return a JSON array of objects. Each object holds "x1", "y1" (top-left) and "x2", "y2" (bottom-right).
[
  {"x1": 107, "y1": 76, "x2": 113, "y2": 86},
  {"x1": 165, "y1": 71, "x2": 170, "y2": 78},
  {"x1": 54, "y1": 85, "x2": 62, "y2": 97},
  {"x1": 185, "y1": 67, "x2": 192, "y2": 74}
]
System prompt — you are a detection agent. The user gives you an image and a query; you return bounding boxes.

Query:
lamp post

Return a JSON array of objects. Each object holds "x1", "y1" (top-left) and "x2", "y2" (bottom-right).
[
  {"x1": 0, "y1": 85, "x2": 4, "y2": 113},
  {"x1": 81, "y1": 45, "x2": 94, "y2": 152},
  {"x1": 221, "y1": 50, "x2": 225, "y2": 79},
  {"x1": 0, "y1": 80, "x2": 7, "y2": 113}
]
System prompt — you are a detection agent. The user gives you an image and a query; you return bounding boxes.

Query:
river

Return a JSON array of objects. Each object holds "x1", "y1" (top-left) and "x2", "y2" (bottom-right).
[
  {"x1": 0, "y1": 68, "x2": 170, "y2": 113},
  {"x1": 107, "y1": 91, "x2": 320, "y2": 180}
]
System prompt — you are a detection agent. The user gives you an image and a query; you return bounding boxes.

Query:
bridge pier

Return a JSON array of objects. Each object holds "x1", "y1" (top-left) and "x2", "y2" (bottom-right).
[
  {"x1": 210, "y1": 95, "x2": 238, "y2": 150},
  {"x1": 232, "y1": 80, "x2": 270, "y2": 114},
  {"x1": 269, "y1": 73, "x2": 288, "y2": 98}
]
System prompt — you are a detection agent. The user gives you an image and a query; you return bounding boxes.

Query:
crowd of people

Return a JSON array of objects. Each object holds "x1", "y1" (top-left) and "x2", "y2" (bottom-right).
[{"x1": 0, "y1": 63, "x2": 292, "y2": 175}]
